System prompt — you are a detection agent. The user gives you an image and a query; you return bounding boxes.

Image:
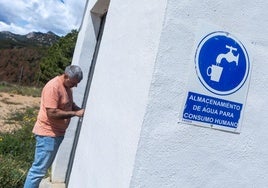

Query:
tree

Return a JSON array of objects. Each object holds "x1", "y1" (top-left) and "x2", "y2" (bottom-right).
[{"x1": 38, "y1": 30, "x2": 78, "y2": 84}]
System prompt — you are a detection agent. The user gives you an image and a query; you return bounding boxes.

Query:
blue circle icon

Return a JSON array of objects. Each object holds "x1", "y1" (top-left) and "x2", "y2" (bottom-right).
[{"x1": 195, "y1": 31, "x2": 250, "y2": 95}]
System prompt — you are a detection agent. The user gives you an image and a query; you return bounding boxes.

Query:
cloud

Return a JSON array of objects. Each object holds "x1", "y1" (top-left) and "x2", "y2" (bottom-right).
[{"x1": 0, "y1": 0, "x2": 87, "y2": 36}]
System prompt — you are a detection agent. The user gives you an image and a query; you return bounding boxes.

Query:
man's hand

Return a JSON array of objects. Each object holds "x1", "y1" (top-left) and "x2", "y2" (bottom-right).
[{"x1": 74, "y1": 109, "x2": 85, "y2": 117}]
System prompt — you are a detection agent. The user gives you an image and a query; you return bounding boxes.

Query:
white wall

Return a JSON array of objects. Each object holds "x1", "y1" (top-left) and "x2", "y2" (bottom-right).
[
  {"x1": 68, "y1": 0, "x2": 167, "y2": 187},
  {"x1": 68, "y1": 0, "x2": 268, "y2": 187},
  {"x1": 51, "y1": 0, "x2": 98, "y2": 182},
  {"x1": 130, "y1": 1, "x2": 268, "y2": 187}
]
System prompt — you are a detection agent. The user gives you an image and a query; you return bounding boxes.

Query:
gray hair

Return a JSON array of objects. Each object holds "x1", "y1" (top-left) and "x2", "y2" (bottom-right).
[{"x1": 65, "y1": 65, "x2": 83, "y2": 81}]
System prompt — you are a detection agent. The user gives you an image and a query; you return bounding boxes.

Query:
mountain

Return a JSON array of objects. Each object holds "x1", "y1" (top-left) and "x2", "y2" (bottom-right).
[
  {"x1": 0, "y1": 31, "x2": 60, "y2": 49},
  {"x1": 0, "y1": 31, "x2": 60, "y2": 86}
]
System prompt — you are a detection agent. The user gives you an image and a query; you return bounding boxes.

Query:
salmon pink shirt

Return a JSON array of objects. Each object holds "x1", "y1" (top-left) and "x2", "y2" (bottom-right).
[{"x1": 33, "y1": 76, "x2": 74, "y2": 137}]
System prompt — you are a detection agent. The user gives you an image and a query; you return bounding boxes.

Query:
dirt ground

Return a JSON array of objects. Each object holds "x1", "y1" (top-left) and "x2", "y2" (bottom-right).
[{"x1": 0, "y1": 92, "x2": 40, "y2": 133}]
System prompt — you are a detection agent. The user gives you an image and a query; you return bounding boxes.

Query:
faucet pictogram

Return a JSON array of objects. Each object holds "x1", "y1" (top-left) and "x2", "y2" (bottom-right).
[{"x1": 216, "y1": 45, "x2": 239, "y2": 66}]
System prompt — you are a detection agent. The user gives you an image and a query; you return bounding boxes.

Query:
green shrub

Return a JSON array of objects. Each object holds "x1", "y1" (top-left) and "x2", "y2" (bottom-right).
[
  {"x1": 0, "y1": 157, "x2": 28, "y2": 188},
  {"x1": 0, "y1": 107, "x2": 38, "y2": 188}
]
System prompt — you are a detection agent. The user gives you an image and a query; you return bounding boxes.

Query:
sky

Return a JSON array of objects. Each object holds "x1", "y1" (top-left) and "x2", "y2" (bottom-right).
[{"x1": 0, "y1": 0, "x2": 87, "y2": 36}]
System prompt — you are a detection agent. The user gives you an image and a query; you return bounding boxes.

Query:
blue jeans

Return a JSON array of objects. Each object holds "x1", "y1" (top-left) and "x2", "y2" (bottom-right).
[{"x1": 24, "y1": 135, "x2": 64, "y2": 188}]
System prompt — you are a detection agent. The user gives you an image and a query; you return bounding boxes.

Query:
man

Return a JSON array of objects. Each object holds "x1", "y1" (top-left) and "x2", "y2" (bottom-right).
[{"x1": 24, "y1": 65, "x2": 85, "y2": 188}]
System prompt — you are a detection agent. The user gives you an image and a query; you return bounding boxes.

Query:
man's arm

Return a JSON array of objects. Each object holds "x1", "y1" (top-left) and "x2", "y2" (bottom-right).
[{"x1": 46, "y1": 108, "x2": 85, "y2": 119}]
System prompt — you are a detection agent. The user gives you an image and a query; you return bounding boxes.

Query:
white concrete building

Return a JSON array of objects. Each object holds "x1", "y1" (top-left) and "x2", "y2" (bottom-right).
[{"x1": 46, "y1": 0, "x2": 268, "y2": 187}]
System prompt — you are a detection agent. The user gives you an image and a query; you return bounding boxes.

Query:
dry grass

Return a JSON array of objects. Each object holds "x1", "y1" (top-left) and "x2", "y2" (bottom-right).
[{"x1": 0, "y1": 84, "x2": 40, "y2": 133}]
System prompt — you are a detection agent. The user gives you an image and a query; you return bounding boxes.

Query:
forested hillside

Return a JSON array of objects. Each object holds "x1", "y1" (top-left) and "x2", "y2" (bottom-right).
[{"x1": 0, "y1": 30, "x2": 78, "y2": 86}]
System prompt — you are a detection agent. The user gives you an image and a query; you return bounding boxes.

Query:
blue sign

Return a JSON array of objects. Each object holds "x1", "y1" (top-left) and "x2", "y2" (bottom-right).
[
  {"x1": 195, "y1": 31, "x2": 250, "y2": 95},
  {"x1": 182, "y1": 92, "x2": 242, "y2": 128}
]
